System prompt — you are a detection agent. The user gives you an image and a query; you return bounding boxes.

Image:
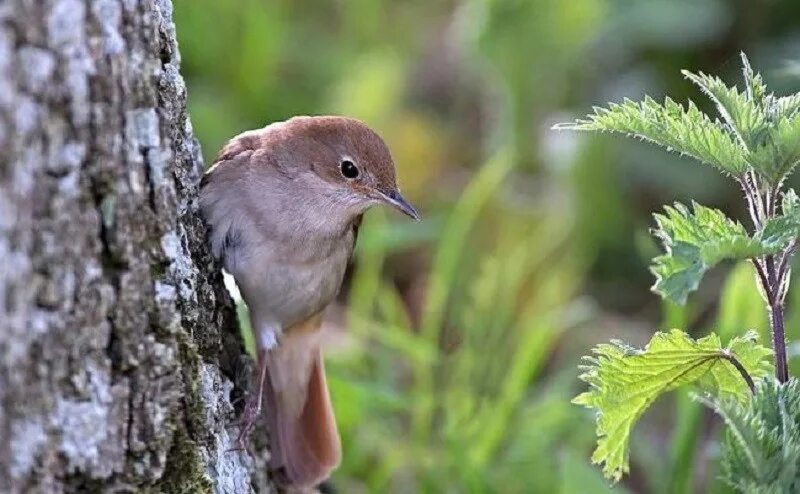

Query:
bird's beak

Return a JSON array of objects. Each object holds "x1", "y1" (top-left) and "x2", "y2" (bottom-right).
[{"x1": 380, "y1": 189, "x2": 420, "y2": 221}]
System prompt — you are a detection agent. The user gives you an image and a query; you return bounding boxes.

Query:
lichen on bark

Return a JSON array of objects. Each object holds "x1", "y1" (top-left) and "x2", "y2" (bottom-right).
[{"x1": 0, "y1": 1, "x2": 271, "y2": 492}]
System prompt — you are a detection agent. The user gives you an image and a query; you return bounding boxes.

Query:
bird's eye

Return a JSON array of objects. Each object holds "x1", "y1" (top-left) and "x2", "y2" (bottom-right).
[{"x1": 340, "y1": 159, "x2": 359, "y2": 179}]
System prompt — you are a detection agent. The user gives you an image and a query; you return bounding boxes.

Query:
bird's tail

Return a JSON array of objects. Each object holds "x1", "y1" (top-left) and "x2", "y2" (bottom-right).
[{"x1": 262, "y1": 326, "x2": 341, "y2": 490}]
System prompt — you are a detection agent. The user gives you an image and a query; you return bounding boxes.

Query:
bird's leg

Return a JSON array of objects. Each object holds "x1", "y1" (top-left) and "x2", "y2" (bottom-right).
[{"x1": 230, "y1": 348, "x2": 268, "y2": 451}]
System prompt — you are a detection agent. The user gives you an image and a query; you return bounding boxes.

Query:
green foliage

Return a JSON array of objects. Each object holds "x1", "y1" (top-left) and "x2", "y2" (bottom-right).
[
  {"x1": 698, "y1": 378, "x2": 800, "y2": 493},
  {"x1": 562, "y1": 54, "x2": 800, "y2": 488},
  {"x1": 760, "y1": 189, "x2": 800, "y2": 251},
  {"x1": 681, "y1": 65, "x2": 766, "y2": 153},
  {"x1": 554, "y1": 95, "x2": 749, "y2": 175},
  {"x1": 777, "y1": 94, "x2": 800, "y2": 120},
  {"x1": 649, "y1": 200, "x2": 800, "y2": 305},
  {"x1": 745, "y1": 111, "x2": 800, "y2": 184},
  {"x1": 556, "y1": 54, "x2": 800, "y2": 186},
  {"x1": 574, "y1": 329, "x2": 772, "y2": 482}
]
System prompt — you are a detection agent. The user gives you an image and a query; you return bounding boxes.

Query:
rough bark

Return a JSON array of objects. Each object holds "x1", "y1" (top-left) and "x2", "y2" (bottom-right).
[{"x1": 0, "y1": 1, "x2": 270, "y2": 492}]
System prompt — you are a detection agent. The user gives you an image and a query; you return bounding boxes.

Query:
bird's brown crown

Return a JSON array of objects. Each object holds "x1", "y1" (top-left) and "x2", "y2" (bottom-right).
[{"x1": 215, "y1": 116, "x2": 397, "y2": 196}]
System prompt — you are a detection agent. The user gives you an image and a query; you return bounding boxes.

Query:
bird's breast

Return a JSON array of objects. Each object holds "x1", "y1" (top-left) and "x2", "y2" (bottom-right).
[{"x1": 232, "y1": 228, "x2": 354, "y2": 332}]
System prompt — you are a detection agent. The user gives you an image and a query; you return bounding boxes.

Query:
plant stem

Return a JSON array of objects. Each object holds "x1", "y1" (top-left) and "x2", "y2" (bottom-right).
[
  {"x1": 769, "y1": 302, "x2": 789, "y2": 383},
  {"x1": 743, "y1": 174, "x2": 791, "y2": 383},
  {"x1": 765, "y1": 254, "x2": 790, "y2": 383},
  {"x1": 721, "y1": 352, "x2": 756, "y2": 394},
  {"x1": 752, "y1": 258, "x2": 771, "y2": 302}
]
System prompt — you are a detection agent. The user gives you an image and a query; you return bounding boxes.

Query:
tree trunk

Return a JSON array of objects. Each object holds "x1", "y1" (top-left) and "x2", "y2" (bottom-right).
[{"x1": 0, "y1": 1, "x2": 271, "y2": 492}]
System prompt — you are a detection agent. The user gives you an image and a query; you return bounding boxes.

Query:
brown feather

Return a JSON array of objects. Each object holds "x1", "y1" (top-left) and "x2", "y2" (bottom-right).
[{"x1": 263, "y1": 316, "x2": 341, "y2": 490}]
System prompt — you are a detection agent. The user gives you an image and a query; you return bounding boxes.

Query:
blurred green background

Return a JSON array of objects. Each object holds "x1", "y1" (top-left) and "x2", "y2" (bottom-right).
[{"x1": 174, "y1": 1, "x2": 800, "y2": 492}]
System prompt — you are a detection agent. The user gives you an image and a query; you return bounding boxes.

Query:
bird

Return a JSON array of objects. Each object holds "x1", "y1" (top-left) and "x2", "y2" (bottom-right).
[{"x1": 199, "y1": 116, "x2": 419, "y2": 490}]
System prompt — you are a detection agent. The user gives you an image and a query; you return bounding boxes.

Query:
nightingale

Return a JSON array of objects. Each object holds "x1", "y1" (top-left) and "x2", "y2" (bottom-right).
[{"x1": 199, "y1": 116, "x2": 419, "y2": 489}]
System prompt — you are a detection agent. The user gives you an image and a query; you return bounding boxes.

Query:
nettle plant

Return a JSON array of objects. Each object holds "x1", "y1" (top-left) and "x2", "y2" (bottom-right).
[{"x1": 556, "y1": 54, "x2": 800, "y2": 491}]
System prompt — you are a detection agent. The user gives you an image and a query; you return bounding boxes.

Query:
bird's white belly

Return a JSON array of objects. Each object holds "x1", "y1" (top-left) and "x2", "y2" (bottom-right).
[
  {"x1": 232, "y1": 241, "x2": 351, "y2": 334},
  {"x1": 263, "y1": 260, "x2": 344, "y2": 323}
]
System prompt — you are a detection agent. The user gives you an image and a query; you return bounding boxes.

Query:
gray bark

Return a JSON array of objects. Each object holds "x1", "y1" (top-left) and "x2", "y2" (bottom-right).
[{"x1": 0, "y1": 1, "x2": 271, "y2": 492}]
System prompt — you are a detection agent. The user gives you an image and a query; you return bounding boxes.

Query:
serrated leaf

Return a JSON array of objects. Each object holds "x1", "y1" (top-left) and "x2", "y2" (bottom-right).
[
  {"x1": 740, "y1": 52, "x2": 768, "y2": 107},
  {"x1": 557, "y1": 55, "x2": 800, "y2": 185},
  {"x1": 574, "y1": 329, "x2": 772, "y2": 483},
  {"x1": 650, "y1": 199, "x2": 800, "y2": 305},
  {"x1": 681, "y1": 54, "x2": 800, "y2": 184},
  {"x1": 697, "y1": 378, "x2": 800, "y2": 493},
  {"x1": 783, "y1": 188, "x2": 800, "y2": 215},
  {"x1": 682, "y1": 70, "x2": 765, "y2": 150},
  {"x1": 775, "y1": 94, "x2": 800, "y2": 119},
  {"x1": 747, "y1": 111, "x2": 800, "y2": 183},
  {"x1": 760, "y1": 189, "x2": 800, "y2": 250},
  {"x1": 650, "y1": 202, "x2": 770, "y2": 304},
  {"x1": 698, "y1": 333, "x2": 773, "y2": 397},
  {"x1": 554, "y1": 96, "x2": 749, "y2": 175},
  {"x1": 680, "y1": 54, "x2": 800, "y2": 184}
]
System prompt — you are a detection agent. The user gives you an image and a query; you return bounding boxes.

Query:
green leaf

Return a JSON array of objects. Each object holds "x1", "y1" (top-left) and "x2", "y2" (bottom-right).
[
  {"x1": 650, "y1": 198, "x2": 800, "y2": 305},
  {"x1": 681, "y1": 69, "x2": 766, "y2": 151},
  {"x1": 740, "y1": 52, "x2": 768, "y2": 108},
  {"x1": 683, "y1": 54, "x2": 800, "y2": 184},
  {"x1": 747, "y1": 111, "x2": 800, "y2": 183},
  {"x1": 760, "y1": 189, "x2": 800, "y2": 250},
  {"x1": 775, "y1": 94, "x2": 800, "y2": 119},
  {"x1": 697, "y1": 378, "x2": 800, "y2": 493},
  {"x1": 574, "y1": 329, "x2": 772, "y2": 483},
  {"x1": 650, "y1": 202, "x2": 769, "y2": 304},
  {"x1": 557, "y1": 54, "x2": 800, "y2": 185},
  {"x1": 554, "y1": 96, "x2": 749, "y2": 175}
]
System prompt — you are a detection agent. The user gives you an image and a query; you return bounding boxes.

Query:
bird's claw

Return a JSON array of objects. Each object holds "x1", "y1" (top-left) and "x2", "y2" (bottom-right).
[{"x1": 226, "y1": 392, "x2": 262, "y2": 453}]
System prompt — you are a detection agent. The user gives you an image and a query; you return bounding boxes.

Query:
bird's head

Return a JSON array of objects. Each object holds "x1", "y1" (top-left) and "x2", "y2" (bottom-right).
[
  {"x1": 203, "y1": 116, "x2": 419, "y2": 241},
  {"x1": 274, "y1": 116, "x2": 419, "y2": 221}
]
